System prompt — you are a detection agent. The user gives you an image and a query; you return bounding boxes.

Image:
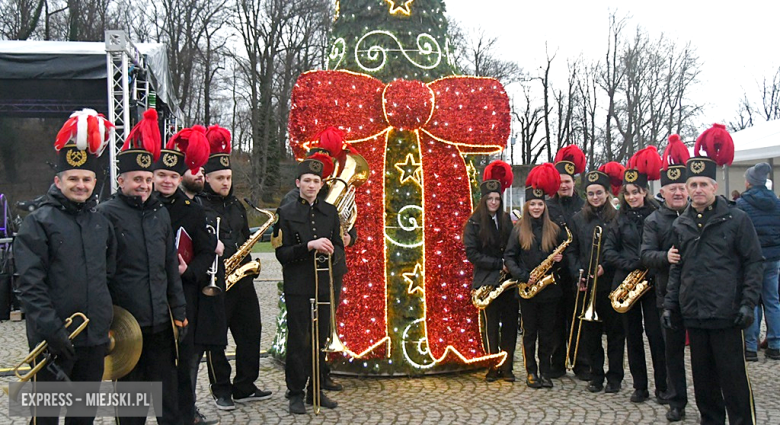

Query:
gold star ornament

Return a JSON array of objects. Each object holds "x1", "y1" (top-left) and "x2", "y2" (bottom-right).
[{"x1": 384, "y1": 0, "x2": 414, "y2": 15}]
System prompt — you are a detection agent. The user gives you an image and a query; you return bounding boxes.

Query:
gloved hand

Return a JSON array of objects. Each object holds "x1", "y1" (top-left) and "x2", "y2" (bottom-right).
[
  {"x1": 734, "y1": 305, "x2": 755, "y2": 329},
  {"x1": 47, "y1": 328, "x2": 75, "y2": 361},
  {"x1": 661, "y1": 309, "x2": 676, "y2": 330},
  {"x1": 174, "y1": 319, "x2": 189, "y2": 344}
]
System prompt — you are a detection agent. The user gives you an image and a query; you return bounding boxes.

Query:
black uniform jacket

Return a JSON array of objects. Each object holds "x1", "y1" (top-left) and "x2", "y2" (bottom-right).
[
  {"x1": 463, "y1": 212, "x2": 512, "y2": 289},
  {"x1": 566, "y1": 207, "x2": 615, "y2": 293},
  {"x1": 640, "y1": 203, "x2": 684, "y2": 308},
  {"x1": 274, "y1": 197, "x2": 344, "y2": 297},
  {"x1": 664, "y1": 196, "x2": 763, "y2": 329},
  {"x1": 14, "y1": 185, "x2": 116, "y2": 348},
  {"x1": 198, "y1": 186, "x2": 253, "y2": 287},
  {"x1": 159, "y1": 189, "x2": 220, "y2": 345},
  {"x1": 547, "y1": 194, "x2": 584, "y2": 227},
  {"x1": 97, "y1": 192, "x2": 186, "y2": 330},
  {"x1": 504, "y1": 218, "x2": 568, "y2": 302},
  {"x1": 602, "y1": 203, "x2": 657, "y2": 291}
]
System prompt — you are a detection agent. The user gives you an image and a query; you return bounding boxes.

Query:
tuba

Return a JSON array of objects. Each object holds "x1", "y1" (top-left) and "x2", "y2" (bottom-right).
[
  {"x1": 517, "y1": 226, "x2": 572, "y2": 299},
  {"x1": 609, "y1": 269, "x2": 651, "y2": 313},
  {"x1": 471, "y1": 272, "x2": 516, "y2": 310},
  {"x1": 225, "y1": 203, "x2": 277, "y2": 291},
  {"x1": 324, "y1": 152, "x2": 369, "y2": 235}
]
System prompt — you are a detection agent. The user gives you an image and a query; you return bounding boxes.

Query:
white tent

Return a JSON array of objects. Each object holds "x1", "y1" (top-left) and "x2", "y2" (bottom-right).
[{"x1": 723, "y1": 120, "x2": 780, "y2": 196}]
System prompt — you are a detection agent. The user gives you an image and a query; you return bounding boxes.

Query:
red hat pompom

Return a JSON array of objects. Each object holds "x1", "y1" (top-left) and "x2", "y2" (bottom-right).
[
  {"x1": 167, "y1": 125, "x2": 210, "y2": 174},
  {"x1": 694, "y1": 123, "x2": 734, "y2": 166},
  {"x1": 313, "y1": 126, "x2": 345, "y2": 157},
  {"x1": 308, "y1": 152, "x2": 335, "y2": 178},
  {"x1": 123, "y1": 109, "x2": 162, "y2": 161},
  {"x1": 599, "y1": 161, "x2": 626, "y2": 196},
  {"x1": 483, "y1": 160, "x2": 514, "y2": 191},
  {"x1": 526, "y1": 163, "x2": 561, "y2": 197},
  {"x1": 663, "y1": 134, "x2": 690, "y2": 169},
  {"x1": 554, "y1": 145, "x2": 586, "y2": 174},
  {"x1": 55, "y1": 108, "x2": 115, "y2": 156},
  {"x1": 628, "y1": 146, "x2": 662, "y2": 181},
  {"x1": 206, "y1": 124, "x2": 232, "y2": 155}
]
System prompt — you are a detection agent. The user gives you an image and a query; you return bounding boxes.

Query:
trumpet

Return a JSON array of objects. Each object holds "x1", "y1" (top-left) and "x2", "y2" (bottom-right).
[
  {"x1": 224, "y1": 200, "x2": 277, "y2": 291},
  {"x1": 203, "y1": 217, "x2": 222, "y2": 296},
  {"x1": 310, "y1": 253, "x2": 347, "y2": 414},
  {"x1": 566, "y1": 225, "x2": 603, "y2": 371}
]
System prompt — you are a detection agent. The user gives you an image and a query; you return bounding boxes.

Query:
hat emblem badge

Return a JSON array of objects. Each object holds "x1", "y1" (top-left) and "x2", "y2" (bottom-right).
[
  {"x1": 66, "y1": 149, "x2": 87, "y2": 167},
  {"x1": 310, "y1": 160, "x2": 323, "y2": 173},
  {"x1": 163, "y1": 153, "x2": 178, "y2": 167},
  {"x1": 564, "y1": 163, "x2": 575, "y2": 175},
  {"x1": 219, "y1": 156, "x2": 230, "y2": 167},
  {"x1": 624, "y1": 170, "x2": 638, "y2": 183},
  {"x1": 533, "y1": 188, "x2": 544, "y2": 198},
  {"x1": 667, "y1": 168, "x2": 681, "y2": 180},
  {"x1": 691, "y1": 161, "x2": 705, "y2": 174},
  {"x1": 137, "y1": 153, "x2": 151, "y2": 168},
  {"x1": 486, "y1": 180, "x2": 499, "y2": 191},
  {"x1": 587, "y1": 172, "x2": 599, "y2": 183}
]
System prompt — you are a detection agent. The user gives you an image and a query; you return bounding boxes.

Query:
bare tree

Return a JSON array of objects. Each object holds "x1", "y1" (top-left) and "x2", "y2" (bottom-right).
[
  {"x1": 449, "y1": 26, "x2": 524, "y2": 87},
  {"x1": 512, "y1": 84, "x2": 544, "y2": 165}
]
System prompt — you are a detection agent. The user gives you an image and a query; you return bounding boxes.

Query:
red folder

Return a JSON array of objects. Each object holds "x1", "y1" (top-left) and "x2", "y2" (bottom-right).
[{"x1": 176, "y1": 227, "x2": 193, "y2": 264}]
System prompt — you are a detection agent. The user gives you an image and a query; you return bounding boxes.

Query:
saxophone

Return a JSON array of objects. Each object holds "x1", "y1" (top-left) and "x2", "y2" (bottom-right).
[
  {"x1": 471, "y1": 271, "x2": 517, "y2": 310},
  {"x1": 609, "y1": 269, "x2": 651, "y2": 313},
  {"x1": 516, "y1": 226, "x2": 572, "y2": 299},
  {"x1": 225, "y1": 206, "x2": 277, "y2": 290}
]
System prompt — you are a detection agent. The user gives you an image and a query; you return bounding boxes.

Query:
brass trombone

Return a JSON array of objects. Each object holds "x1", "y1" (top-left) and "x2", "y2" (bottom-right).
[
  {"x1": 310, "y1": 253, "x2": 347, "y2": 414},
  {"x1": 202, "y1": 217, "x2": 222, "y2": 296},
  {"x1": 566, "y1": 225, "x2": 603, "y2": 371}
]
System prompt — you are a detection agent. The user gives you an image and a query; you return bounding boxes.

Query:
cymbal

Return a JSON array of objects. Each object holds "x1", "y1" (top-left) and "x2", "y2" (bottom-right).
[{"x1": 103, "y1": 305, "x2": 142, "y2": 381}]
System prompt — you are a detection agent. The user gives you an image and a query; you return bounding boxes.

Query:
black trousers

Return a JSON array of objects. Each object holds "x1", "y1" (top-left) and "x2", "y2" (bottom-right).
[
  {"x1": 482, "y1": 290, "x2": 519, "y2": 373},
  {"x1": 583, "y1": 290, "x2": 625, "y2": 385},
  {"x1": 285, "y1": 293, "x2": 331, "y2": 396},
  {"x1": 224, "y1": 277, "x2": 262, "y2": 398},
  {"x1": 117, "y1": 327, "x2": 178, "y2": 425},
  {"x1": 623, "y1": 291, "x2": 667, "y2": 394},
  {"x1": 688, "y1": 327, "x2": 756, "y2": 425},
  {"x1": 662, "y1": 309, "x2": 688, "y2": 409},
  {"x1": 176, "y1": 330, "x2": 195, "y2": 423},
  {"x1": 191, "y1": 346, "x2": 232, "y2": 400},
  {"x1": 550, "y1": 277, "x2": 589, "y2": 374},
  {"x1": 30, "y1": 344, "x2": 106, "y2": 425},
  {"x1": 519, "y1": 299, "x2": 557, "y2": 376}
]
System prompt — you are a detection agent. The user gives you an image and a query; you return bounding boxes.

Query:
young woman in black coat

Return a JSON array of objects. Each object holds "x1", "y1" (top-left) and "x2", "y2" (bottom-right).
[
  {"x1": 504, "y1": 163, "x2": 567, "y2": 389},
  {"x1": 464, "y1": 160, "x2": 514, "y2": 382},
  {"x1": 603, "y1": 147, "x2": 669, "y2": 404}
]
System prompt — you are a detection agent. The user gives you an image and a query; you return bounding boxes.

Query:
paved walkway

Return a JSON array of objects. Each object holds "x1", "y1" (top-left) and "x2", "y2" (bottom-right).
[{"x1": 1, "y1": 253, "x2": 778, "y2": 424}]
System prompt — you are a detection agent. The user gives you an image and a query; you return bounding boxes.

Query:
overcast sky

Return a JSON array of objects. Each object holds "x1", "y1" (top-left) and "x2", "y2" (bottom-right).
[{"x1": 445, "y1": 0, "x2": 778, "y2": 127}]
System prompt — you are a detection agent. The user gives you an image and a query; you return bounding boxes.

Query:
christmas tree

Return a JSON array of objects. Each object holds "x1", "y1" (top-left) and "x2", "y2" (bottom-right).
[{"x1": 280, "y1": 0, "x2": 511, "y2": 375}]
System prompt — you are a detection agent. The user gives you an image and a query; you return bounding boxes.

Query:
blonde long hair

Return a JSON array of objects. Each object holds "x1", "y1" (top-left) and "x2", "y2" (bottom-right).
[{"x1": 518, "y1": 200, "x2": 560, "y2": 252}]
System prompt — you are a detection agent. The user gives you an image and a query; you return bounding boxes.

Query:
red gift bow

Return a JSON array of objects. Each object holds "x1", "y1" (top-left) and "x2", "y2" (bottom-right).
[{"x1": 288, "y1": 70, "x2": 510, "y2": 364}]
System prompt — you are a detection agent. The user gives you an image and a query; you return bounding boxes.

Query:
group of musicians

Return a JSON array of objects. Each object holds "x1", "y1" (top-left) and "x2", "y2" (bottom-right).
[{"x1": 469, "y1": 124, "x2": 762, "y2": 424}]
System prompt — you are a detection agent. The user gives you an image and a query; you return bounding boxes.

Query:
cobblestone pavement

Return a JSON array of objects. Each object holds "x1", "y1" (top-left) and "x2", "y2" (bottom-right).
[{"x1": 2, "y1": 252, "x2": 779, "y2": 424}]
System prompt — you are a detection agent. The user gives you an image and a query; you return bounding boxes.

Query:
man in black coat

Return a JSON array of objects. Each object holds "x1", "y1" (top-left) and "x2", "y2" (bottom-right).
[
  {"x1": 153, "y1": 145, "x2": 221, "y2": 425},
  {"x1": 641, "y1": 160, "x2": 689, "y2": 422},
  {"x1": 14, "y1": 140, "x2": 116, "y2": 424},
  {"x1": 98, "y1": 142, "x2": 186, "y2": 425},
  {"x1": 198, "y1": 133, "x2": 272, "y2": 407},
  {"x1": 663, "y1": 136, "x2": 763, "y2": 425},
  {"x1": 274, "y1": 157, "x2": 344, "y2": 414}
]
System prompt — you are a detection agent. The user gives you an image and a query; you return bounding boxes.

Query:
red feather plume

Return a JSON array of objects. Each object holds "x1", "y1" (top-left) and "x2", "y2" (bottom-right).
[
  {"x1": 54, "y1": 108, "x2": 114, "y2": 156},
  {"x1": 308, "y1": 152, "x2": 335, "y2": 178},
  {"x1": 554, "y1": 145, "x2": 586, "y2": 174},
  {"x1": 694, "y1": 123, "x2": 734, "y2": 166},
  {"x1": 628, "y1": 146, "x2": 662, "y2": 181},
  {"x1": 314, "y1": 126, "x2": 345, "y2": 157},
  {"x1": 662, "y1": 134, "x2": 690, "y2": 169},
  {"x1": 167, "y1": 125, "x2": 210, "y2": 173},
  {"x1": 599, "y1": 161, "x2": 626, "y2": 196},
  {"x1": 526, "y1": 163, "x2": 561, "y2": 197},
  {"x1": 206, "y1": 124, "x2": 232, "y2": 155},
  {"x1": 483, "y1": 160, "x2": 514, "y2": 191},
  {"x1": 122, "y1": 109, "x2": 161, "y2": 161}
]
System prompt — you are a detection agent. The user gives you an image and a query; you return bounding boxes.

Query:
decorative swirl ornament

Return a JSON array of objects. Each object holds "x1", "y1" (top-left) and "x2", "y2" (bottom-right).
[
  {"x1": 355, "y1": 30, "x2": 442, "y2": 73},
  {"x1": 384, "y1": 205, "x2": 424, "y2": 248},
  {"x1": 328, "y1": 37, "x2": 347, "y2": 71}
]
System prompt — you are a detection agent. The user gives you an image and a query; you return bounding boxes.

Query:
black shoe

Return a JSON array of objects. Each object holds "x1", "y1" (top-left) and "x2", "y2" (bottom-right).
[
  {"x1": 289, "y1": 394, "x2": 306, "y2": 415},
  {"x1": 502, "y1": 371, "x2": 516, "y2": 382},
  {"x1": 547, "y1": 369, "x2": 566, "y2": 379},
  {"x1": 526, "y1": 373, "x2": 543, "y2": 389},
  {"x1": 322, "y1": 375, "x2": 344, "y2": 391},
  {"x1": 305, "y1": 391, "x2": 338, "y2": 409},
  {"x1": 666, "y1": 406, "x2": 685, "y2": 422},
  {"x1": 656, "y1": 390, "x2": 673, "y2": 405},
  {"x1": 587, "y1": 381, "x2": 604, "y2": 393},
  {"x1": 766, "y1": 348, "x2": 780, "y2": 360},
  {"x1": 485, "y1": 368, "x2": 500, "y2": 382},
  {"x1": 194, "y1": 407, "x2": 220, "y2": 425},
  {"x1": 630, "y1": 389, "x2": 649, "y2": 403},
  {"x1": 213, "y1": 395, "x2": 235, "y2": 411},
  {"x1": 575, "y1": 370, "x2": 592, "y2": 382},
  {"x1": 234, "y1": 389, "x2": 272, "y2": 403},
  {"x1": 605, "y1": 382, "x2": 621, "y2": 393},
  {"x1": 540, "y1": 376, "x2": 553, "y2": 388},
  {"x1": 745, "y1": 350, "x2": 759, "y2": 362}
]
